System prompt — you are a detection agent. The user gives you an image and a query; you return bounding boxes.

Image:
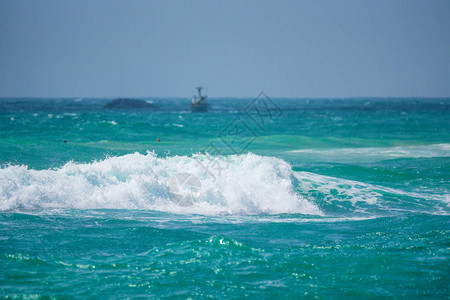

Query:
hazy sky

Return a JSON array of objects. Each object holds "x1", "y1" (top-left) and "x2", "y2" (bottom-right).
[{"x1": 0, "y1": 0, "x2": 449, "y2": 98}]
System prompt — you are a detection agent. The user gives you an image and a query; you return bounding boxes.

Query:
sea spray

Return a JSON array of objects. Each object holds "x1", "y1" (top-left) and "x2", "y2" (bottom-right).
[{"x1": 0, "y1": 152, "x2": 321, "y2": 215}]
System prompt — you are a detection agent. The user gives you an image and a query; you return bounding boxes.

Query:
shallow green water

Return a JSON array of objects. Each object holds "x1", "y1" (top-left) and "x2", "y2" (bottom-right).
[{"x1": 0, "y1": 97, "x2": 449, "y2": 298}]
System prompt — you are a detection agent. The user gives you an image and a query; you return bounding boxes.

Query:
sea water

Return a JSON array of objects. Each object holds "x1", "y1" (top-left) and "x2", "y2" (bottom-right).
[{"x1": 0, "y1": 97, "x2": 449, "y2": 298}]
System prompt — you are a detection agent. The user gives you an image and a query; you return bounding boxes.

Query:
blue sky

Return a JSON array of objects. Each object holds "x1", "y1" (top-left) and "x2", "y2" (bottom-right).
[{"x1": 0, "y1": 0, "x2": 449, "y2": 98}]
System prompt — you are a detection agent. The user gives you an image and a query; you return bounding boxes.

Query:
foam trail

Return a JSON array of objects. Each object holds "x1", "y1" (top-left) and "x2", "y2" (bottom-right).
[
  {"x1": 0, "y1": 152, "x2": 321, "y2": 215},
  {"x1": 293, "y1": 171, "x2": 449, "y2": 215},
  {"x1": 287, "y1": 143, "x2": 450, "y2": 162}
]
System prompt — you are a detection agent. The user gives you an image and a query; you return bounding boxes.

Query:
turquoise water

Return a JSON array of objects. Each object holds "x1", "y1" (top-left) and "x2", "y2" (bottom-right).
[{"x1": 0, "y1": 97, "x2": 449, "y2": 298}]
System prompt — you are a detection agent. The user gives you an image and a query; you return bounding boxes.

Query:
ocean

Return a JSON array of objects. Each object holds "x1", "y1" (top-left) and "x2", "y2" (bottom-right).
[{"x1": 0, "y1": 96, "x2": 449, "y2": 298}]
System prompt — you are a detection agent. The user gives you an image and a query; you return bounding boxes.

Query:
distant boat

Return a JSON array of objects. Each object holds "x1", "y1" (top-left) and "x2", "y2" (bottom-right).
[
  {"x1": 190, "y1": 87, "x2": 209, "y2": 112},
  {"x1": 103, "y1": 98, "x2": 156, "y2": 110}
]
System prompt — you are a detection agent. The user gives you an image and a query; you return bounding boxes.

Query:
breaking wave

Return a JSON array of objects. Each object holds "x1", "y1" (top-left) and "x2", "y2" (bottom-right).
[
  {"x1": 1, "y1": 152, "x2": 447, "y2": 216},
  {"x1": 0, "y1": 152, "x2": 320, "y2": 215}
]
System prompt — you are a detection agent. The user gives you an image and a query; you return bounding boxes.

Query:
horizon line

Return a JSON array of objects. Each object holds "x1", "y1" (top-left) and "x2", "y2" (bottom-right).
[{"x1": 1, "y1": 95, "x2": 450, "y2": 100}]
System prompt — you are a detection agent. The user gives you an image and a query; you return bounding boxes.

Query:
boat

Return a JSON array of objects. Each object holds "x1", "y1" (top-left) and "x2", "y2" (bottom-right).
[{"x1": 190, "y1": 87, "x2": 210, "y2": 112}]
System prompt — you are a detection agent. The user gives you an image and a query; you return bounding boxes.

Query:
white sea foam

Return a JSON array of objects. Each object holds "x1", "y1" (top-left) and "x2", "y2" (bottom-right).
[
  {"x1": 294, "y1": 171, "x2": 382, "y2": 205},
  {"x1": 288, "y1": 143, "x2": 450, "y2": 162},
  {"x1": 2, "y1": 152, "x2": 446, "y2": 215},
  {"x1": 294, "y1": 171, "x2": 449, "y2": 214},
  {"x1": 100, "y1": 120, "x2": 117, "y2": 126},
  {"x1": 0, "y1": 152, "x2": 321, "y2": 215}
]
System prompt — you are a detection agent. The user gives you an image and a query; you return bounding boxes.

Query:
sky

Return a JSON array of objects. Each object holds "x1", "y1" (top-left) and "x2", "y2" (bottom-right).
[{"x1": 0, "y1": 0, "x2": 449, "y2": 98}]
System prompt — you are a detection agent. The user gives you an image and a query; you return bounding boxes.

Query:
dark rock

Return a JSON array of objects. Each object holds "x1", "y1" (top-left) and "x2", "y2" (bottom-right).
[{"x1": 103, "y1": 99, "x2": 156, "y2": 109}]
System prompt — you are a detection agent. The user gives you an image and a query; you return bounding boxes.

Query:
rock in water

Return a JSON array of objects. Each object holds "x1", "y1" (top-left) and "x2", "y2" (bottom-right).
[{"x1": 103, "y1": 99, "x2": 156, "y2": 109}]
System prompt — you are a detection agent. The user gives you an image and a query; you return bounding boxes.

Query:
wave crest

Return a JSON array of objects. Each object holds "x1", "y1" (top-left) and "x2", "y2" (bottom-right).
[{"x1": 0, "y1": 152, "x2": 321, "y2": 215}]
